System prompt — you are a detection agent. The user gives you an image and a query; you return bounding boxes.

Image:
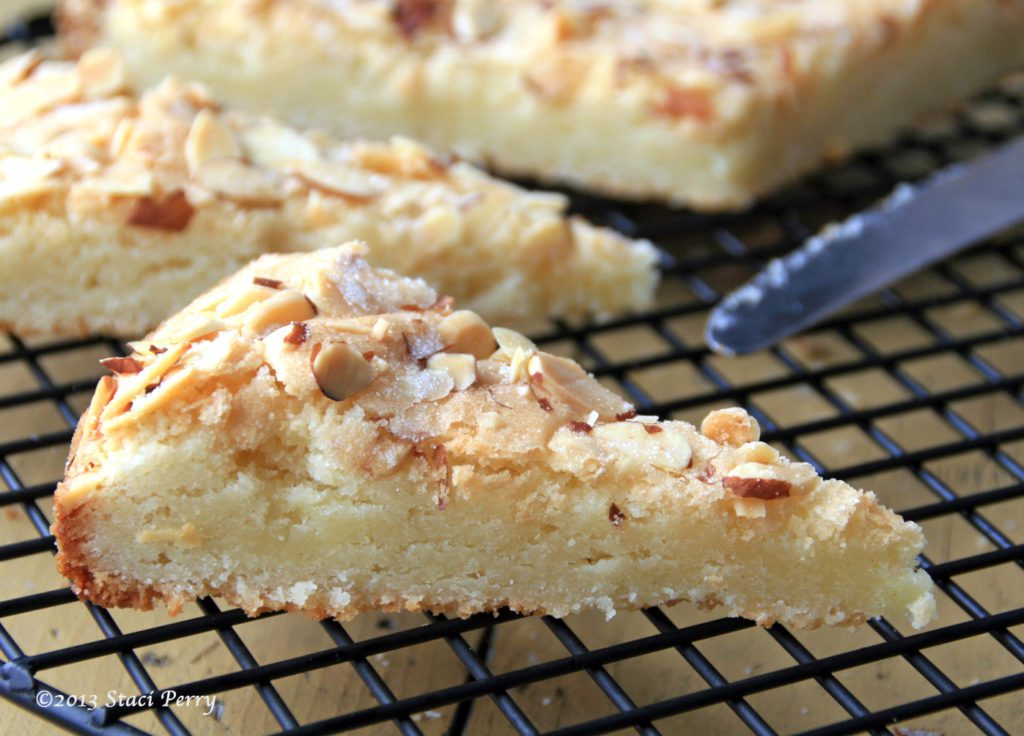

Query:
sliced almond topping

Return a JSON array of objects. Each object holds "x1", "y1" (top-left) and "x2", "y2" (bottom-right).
[
  {"x1": 0, "y1": 65, "x2": 80, "y2": 124},
  {"x1": 240, "y1": 121, "x2": 320, "y2": 171},
  {"x1": 353, "y1": 137, "x2": 447, "y2": 178},
  {"x1": 631, "y1": 414, "x2": 659, "y2": 424},
  {"x1": 100, "y1": 343, "x2": 189, "y2": 422},
  {"x1": 127, "y1": 190, "x2": 195, "y2": 232},
  {"x1": 527, "y1": 352, "x2": 632, "y2": 419},
  {"x1": 452, "y1": 0, "x2": 502, "y2": 40},
  {"x1": 312, "y1": 342, "x2": 375, "y2": 401},
  {"x1": 215, "y1": 283, "x2": 278, "y2": 318},
  {"x1": 57, "y1": 471, "x2": 106, "y2": 511},
  {"x1": 723, "y1": 475, "x2": 791, "y2": 500},
  {"x1": 371, "y1": 317, "x2": 391, "y2": 341},
  {"x1": 73, "y1": 162, "x2": 153, "y2": 198},
  {"x1": 0, "y1": 156, "x2": 65, "y2": 204},
  {"x1": 1, "y1": 155, "x2": 64, "y2": 181},
  {"x1": 438, "y1": 310, "x2": 497, "y2": 360},
  {"x1": 654, "y1": 86, "x2": 714, "y2": 122},
  {"x1": 99, "y1": 357, "x2": 143, "y2": 374},
  {"x1": 726, "y1": 458, "x2": 820, "y2": 498},
  {"x1": 110, "y1": 118, "x2": 135, "y2": 157},
  {"x1": 195, "y1": 158, "x2": 282, "y2": 205},
  {"x1": 186, "y1": 109, "x2": 242, "y2": 176},
  {"x1": 736, "y1": 441, "x2": 779, "y2": 465},
  {"x1": 283, "y1": 321, "x2": 309, "y2": 345},
  {"x1": 253, "y1": 277, "x2": 283, "y2": 289},
  {"x1": 66, "y1": 375, "x2": 116, "y2": 472},
  {"x1": 412, "y1": 206, "x2": 460, "y2": 247},
  {"x1": 593, "y1": 421, "x2": 692, "y2": 472},
  {"x1": 135, "y1": 522, "x2": 203, "y2": 548},
  {"x1": 103, "y1": 366, "x2": 197, "y2": 433},
  {"x1": 701, "y1": 408, "x2": 760, "y2": 447},
  {"x1": 732, "y1": 498, "x2": 767, "y2": 518},
  {"x1": 509, "y1": 347, "x2": 531, "y2": 383},
  {"x1": 492, "y1": 327, "x2": 536, "y2": 358},
  {"x1": 160, "y1": 316, "x2": 225, "y2": 344},
  {"x1": 427, "y1": 352, "x2": 477, "y2": 391},
  {"x1": 522, "y1": 217, "x2": 569, "y2": 255},
  {"x1": 395, "y1": 0, "x2": 440, "y2": 38},
  {"x1": 294, "y1": 161, "x2": 386, "y2": 199},
  {"x1": 77, "y1": 48, "x2": 129, "y2": 99},
  {"x1": 243, "y1": 290, "x2": 318, "y2": 334},
  {"x1": 0, "y1": 51, "x2": 43, "y2": 86}
]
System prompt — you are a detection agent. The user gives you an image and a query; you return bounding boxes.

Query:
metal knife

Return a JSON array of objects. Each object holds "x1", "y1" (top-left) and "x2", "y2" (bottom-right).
[{"x1": 705, "y1": 136, "x2": 1024, "y2": 356}]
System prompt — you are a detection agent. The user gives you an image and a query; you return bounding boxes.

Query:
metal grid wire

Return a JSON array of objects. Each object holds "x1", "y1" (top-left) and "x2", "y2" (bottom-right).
[{"x1": 2, "y1": 13, "x2": 1024, "y2": 736}]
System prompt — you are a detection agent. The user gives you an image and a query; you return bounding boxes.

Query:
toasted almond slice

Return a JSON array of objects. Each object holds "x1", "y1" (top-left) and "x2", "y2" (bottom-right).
[
  {"x1": 371, "y1": 318, "x2": 391, "y2": 341},
  {"x1": 77, "y1": 47, "x2": 129, "y2": 99},
  {"x1": 592, "y1": 421, "x2": 692, "y2": 472},
  {"x1": 109, "y1": 118, "x2": 135, "y2": 157},
  {"x1": 0, "y1": 50, "x2": 44, "y2": 86},
  {"x1": 427, "y1": 353, "x2": 477, "y2": 391},
  {"x1": 215, "y1": 283, "x2": 278, "y2": 318},
  {"x1": 73, "y1": 162, "x2": 153, "y2": 198},
  {"x1": 0, "y1": 155, "x2": 65, "y2": 181},
  {"x1": 100, "y1": 343, "x2": 189, "y2": 422},
  {"x1": 527, "y1": 352, "x2": 631, "y2": 419},
  {"x1": 701, "y1": 408, "x2": 760, "y2": 447},
  {"x1": 0, "y1": 156, "x2": 66, "y2": 205},
  {"x1": 491, "y1": 327, "x2": 536, "y2": 359},
  {"x1": 240, "y1": 120, "x2": 320, "y2": 171},
  {"x1": 159, "y1": 316, "x2": 225, "y2": 344},
  {"x1": 412, "y1": 206, "x2": 461, "y2": 248},
  {"x1": 103, "y1": 366, "x2": 196, "y2": 432},
  {"x1": 312, "y1": 342, "x2": 375, "y2": 401},
  {"x1": 195, "y1": 158, "x2": 282, "y2": 205},
  {"x1": 185, "y1": 109, "x2": 242, "y2": 176},
  {"x1": 733, "y1": 498, "x2": 768, "y2": 518},
  {"x1": 243, "y1": 290, "x2": 317, "y2": 334},
  {"x1": 351, "y1": 137, "x2": 446, "y2": 178},
  {"x1": 57, "y1": 471, "x2": 106, "y2": 511},
  {"x1": 66, "y1": 375, "x2": 116, "y2": 471},
  {"x1": 452, "y1": 0, "x2": 503, "y2": 40},
  {"x1": 127, "y1": 191, "x2": 195, "y2": 232},
  {"x1": 438, "y1": 311, "x2": 497, "y2": 359},
  {"x1": 294, "y1": 161, "x2": 386, "y2": 199}
]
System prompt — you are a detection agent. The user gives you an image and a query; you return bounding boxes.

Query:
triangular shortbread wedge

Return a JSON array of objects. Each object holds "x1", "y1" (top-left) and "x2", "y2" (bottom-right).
[
  {"x1": 0, "y1": 49, "x2": 656, "y2": 337},
  {"x1": 54, "y1": 244, "x2": 935, "y2": 629}
]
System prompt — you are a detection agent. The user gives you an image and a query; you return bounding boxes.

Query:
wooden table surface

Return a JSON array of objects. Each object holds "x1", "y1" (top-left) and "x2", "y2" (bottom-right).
[{"x1": 3, "y1": 260, "x2": 1024, "y2": 736}]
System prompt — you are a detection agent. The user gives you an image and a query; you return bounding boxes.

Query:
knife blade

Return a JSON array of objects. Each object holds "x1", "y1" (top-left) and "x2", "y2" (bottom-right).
[{"x1": 705, "y1": 136, "x2": 1024, "y2": 356}]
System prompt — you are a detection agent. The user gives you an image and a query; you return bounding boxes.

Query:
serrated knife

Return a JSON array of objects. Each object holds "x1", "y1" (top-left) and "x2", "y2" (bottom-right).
[{"x1": 706, "y1": 136, "x2": 1024, "y2": 356}]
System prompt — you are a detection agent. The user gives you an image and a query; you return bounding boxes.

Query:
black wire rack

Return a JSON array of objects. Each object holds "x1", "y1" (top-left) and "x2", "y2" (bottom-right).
[{"x1": 2, "y1": 13, "x2": 1024, "y2": 736}]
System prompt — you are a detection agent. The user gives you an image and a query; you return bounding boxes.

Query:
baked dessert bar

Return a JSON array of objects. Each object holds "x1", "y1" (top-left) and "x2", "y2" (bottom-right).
[
  {"x1": 0, "y1": 50, "x2": 656, "y2": 337},
  {"x1": 60, "y1": 0, "x2": 1024, "y2": 210},
  {"x1": 54, "y1": 243, "x2": 936, "y2": 629}
]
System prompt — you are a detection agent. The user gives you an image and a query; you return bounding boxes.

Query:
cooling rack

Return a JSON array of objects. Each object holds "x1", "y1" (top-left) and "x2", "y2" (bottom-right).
[{"x1": 2, "y1": 12, "x2": 1024, "y2": 736}]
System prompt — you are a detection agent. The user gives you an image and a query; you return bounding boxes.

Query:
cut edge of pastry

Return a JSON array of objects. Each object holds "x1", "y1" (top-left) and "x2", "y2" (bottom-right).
[{"x1": 53, "y1": 243, "x2": 936, "y2": 630}]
